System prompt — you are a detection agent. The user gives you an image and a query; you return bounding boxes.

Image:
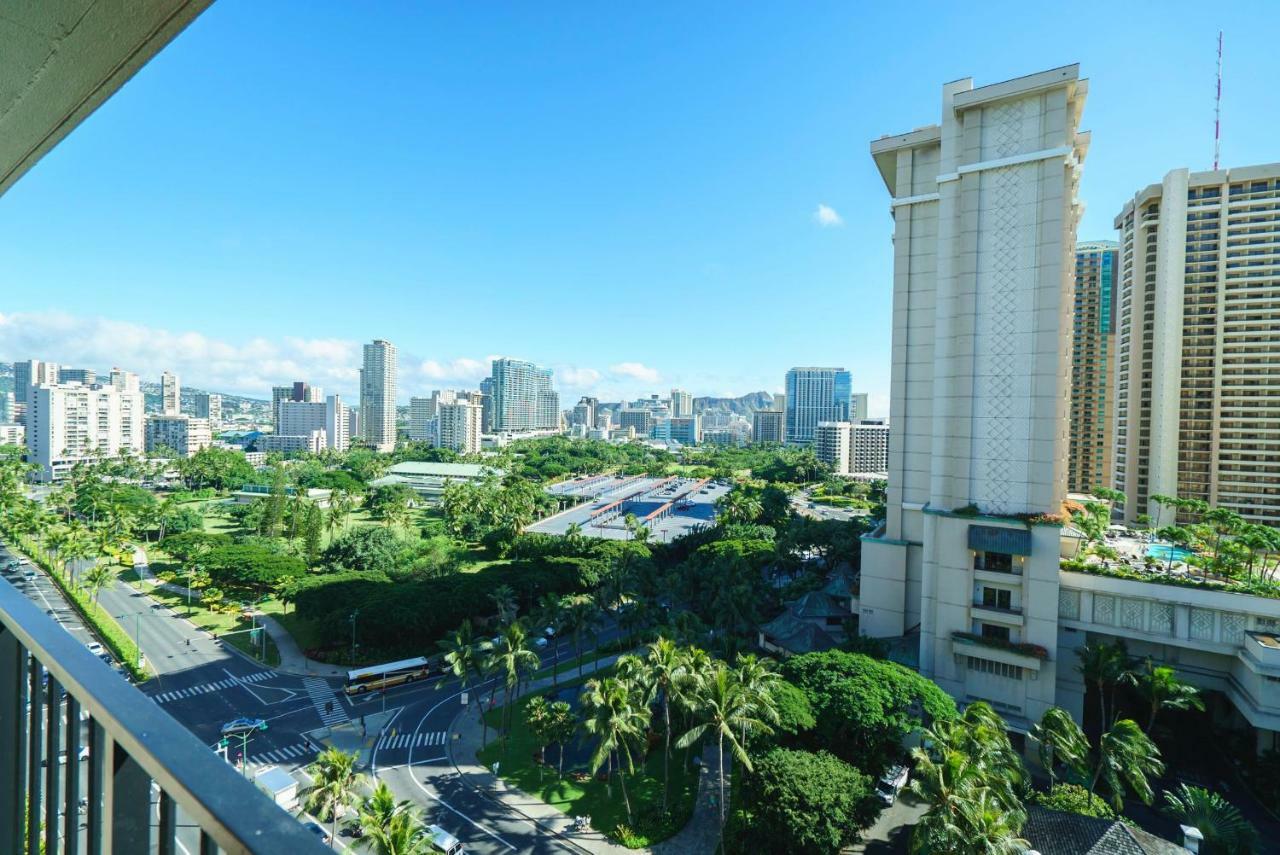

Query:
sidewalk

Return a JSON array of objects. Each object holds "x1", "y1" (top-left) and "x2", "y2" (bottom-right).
[{"x1": 444, "y1": 655, "x2": 722, "y2": 855}]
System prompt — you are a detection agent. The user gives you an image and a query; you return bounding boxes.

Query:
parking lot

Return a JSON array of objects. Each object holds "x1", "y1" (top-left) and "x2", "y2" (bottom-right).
[{"x1": 532, "y1": 475, "x2": 732, "y2": 542}]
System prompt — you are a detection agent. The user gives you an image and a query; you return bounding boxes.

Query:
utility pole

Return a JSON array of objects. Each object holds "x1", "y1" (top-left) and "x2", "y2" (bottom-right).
[{"x1": 349, "y1": 609, "x2": 359, "y2": 664}]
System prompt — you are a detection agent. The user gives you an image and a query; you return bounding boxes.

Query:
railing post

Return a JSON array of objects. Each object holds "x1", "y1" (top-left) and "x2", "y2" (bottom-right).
[
  {"x1": 0, "y1": 626, "x2": 28, "y2": 855},
  {"x1": 46, "y1": 674, "x2": 63, "y2": 855},
  {"x1": 87, "y1": 722, "x2": 107, "y2": 855},
  {"x1": 158, "y1": 789, "x2": 177, "y2": 855},
  {"x1": 64, "y1": 696, "x2": 80, "y2": 855},
  {"x1": 110, "y1": 740, "x2": 151, "y2": 852},
  {"x1": 27, "y1": 654, "x2": 43, "y2": 855}
]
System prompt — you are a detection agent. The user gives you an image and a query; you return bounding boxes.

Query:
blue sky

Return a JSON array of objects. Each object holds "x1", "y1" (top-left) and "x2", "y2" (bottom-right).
[{"x1": 1, "y1": 1, "x2": 1277, "y2": 412}]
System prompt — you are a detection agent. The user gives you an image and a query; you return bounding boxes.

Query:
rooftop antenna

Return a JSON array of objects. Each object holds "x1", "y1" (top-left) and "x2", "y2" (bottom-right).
[{"x1": 1214, "y1": 31, "x2": 1223, "y2": 171}]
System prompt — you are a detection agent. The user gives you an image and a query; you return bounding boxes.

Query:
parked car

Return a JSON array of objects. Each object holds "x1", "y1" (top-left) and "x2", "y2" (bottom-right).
[
  {"x1": 422, "y1": 824, "x2": 463, "y2": 855},
  {"x1": 534, "y1": 637, "x2": 548, "y2": 649},
  {"x1": 85, "y1": 642, "x2": 105, "y2": 656},
  {"x1": 877, "y1": 764, "x2": 910, "y2": 805},
  {"x1": 220, "y1": 717, "x2": 268, "y2": 736}
]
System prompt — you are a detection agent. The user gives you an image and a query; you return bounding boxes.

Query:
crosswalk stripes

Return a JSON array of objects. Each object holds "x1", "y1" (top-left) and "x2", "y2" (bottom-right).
[
  {"x1": 303, "y1": 677, "x2": 348, "y2": 726},
  {"x1": 376, "y1": 731, "x2": 447, "y2": 751},
  {"x1": 151, "y1": 671, "x2": 274, "y2": 704},
  {"x1": 254, "y1": 742, "x2": 314, "y2": 765}
]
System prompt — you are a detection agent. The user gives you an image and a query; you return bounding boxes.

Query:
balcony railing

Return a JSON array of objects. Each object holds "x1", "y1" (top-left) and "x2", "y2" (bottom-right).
[{"x1": 1, "y1": 577, "x2": 329, "y2": 854}]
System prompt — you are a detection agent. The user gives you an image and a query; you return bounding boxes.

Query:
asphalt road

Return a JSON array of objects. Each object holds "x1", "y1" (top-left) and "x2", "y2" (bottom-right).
[{"x1": 6, "y1": 534, "x2": 624, "y2": 853}]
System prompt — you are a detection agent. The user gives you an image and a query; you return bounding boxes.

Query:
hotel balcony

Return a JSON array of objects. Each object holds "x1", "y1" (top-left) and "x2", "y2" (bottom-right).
[{"x1": 1, "y1": 579, "x2": 327, "y2": 854}]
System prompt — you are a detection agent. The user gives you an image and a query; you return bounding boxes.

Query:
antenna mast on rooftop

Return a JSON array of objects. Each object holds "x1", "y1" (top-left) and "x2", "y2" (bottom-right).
[{"x1": 1214, "y1": 31, "x2": 1223, "y2": 171}]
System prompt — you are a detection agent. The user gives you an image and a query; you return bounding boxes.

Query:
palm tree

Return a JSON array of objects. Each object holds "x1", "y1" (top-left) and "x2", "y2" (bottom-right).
[
  {"x1": 1162, "y1": 783, "x2": 1258, "y2": 854},
  {"x1": 493, "y1": 622, "x2": 539, "y2": 753},
  {"x1": 364, "y1": 810, "x2": 433, "y2": 855},
  {"x1": 1089, "y1": 718, "x2": 1164, "y2": 810},
  {"x1": 1030, "y1": 706, "x2": 1089, "y2": 787},
  {"x1": 644, "y1": 637, "x2": 689, "y2": 812},
  {"x1": 490, "y1": 584, "x2": 518, "y2": 624},
  {"x1": 534, "y1": 593, "x2": 564, "y2": 689},
  {"x1": 1132, "y1": 659, "x2": 1204, "y2": 732},
  {"x1": 1076, "y1": 640, "x2": 1134, "y2": 729},
  {"x1": 732, "y1": 653, "x2": 781, "y2": 752},
  {"x1": 580, "y1": 676, "x2": 649, "y2": 823},
  {"x1": 909, "y1": 740, "x2": 1022, "y2": 854},
  {"x1": 438, "y1": 620, "x2": 481, "y2": 705},
  {"x1": 81, "y1": 564, "x2": 117, "y2": 606},
  {"x1": 560, "y1": 594, "x2": 599, "y2": 679},
  {"x1": 300, "y1": 747, "x2": 366, "y2": 844},
  {"x1": 359, "y1": 779, "x2": 413, "y2": 838},
  {"x1": 675, "y1": 662, "x2": 772, "y2": 828}
]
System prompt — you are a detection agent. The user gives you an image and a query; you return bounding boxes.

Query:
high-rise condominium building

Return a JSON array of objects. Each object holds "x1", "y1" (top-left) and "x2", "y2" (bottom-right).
[
  {"x1": 669, "y1": 389, "x2": 693, "y2": 418},
  {"x1": 618, "y1": 408, "x2": 653, "y2": 436},
  {"x1": 1068, "y1": 240, "x2": 1118, "y2": 494},
  {"x1": 278, "y1": 396, "x2": 350, "y2": 451},
  {"x1": 0, "y1": 392, "x2": 13, "y2": 423},
  {"x1": 784, "y1": 367, "x2": 853, "y2": 445},
  {"x1": 160, "y1": 371, "x2": 180, "y2": 416},
  {"x1": 193, "y1": 392, "x2": 222, "y2": 429},
  {"x1": 814, "y1": 421, "x2": 852, "y2": 475},
  {"x1": 272, "y1": 381, "x2": 321, "y2": 428},
  {"x1": 491, "y1": 358, "x2": 557, "y2": 432},
  {"x1": 437, "y1": 400, "x2": 483, "y2": 455},
  {"x1": 58, "y1": 367, "x2": 95, "y2": 385},
  {"x1": 860, "y1": 65, "x2": 1088, "y2": 727},
  {"x1": 752, "y1": 409, "x2": 785, "y2": 445},
  {"x1": 851, "y1": 393, "x2": 869, "y2": 423},
  {"x1": 0, "y1": 424, "x2": 23, "y2": 446},
  {"x1": 1114, "y1": 164, "x2": 1280, "y2": 526},
  {"x1": 653, "y1": 415, "x2": 701, "y2": 445},
  {"x1": 571, "y1": 397, "x2": 597, "y2": 428},
  {"x1": 145, "y1": 415, "x2": 212, "y2": 457},
  {"x1": 852, "y1": 420, "x2": 890, "y2": 476},
  {"x1": 360, "y1": 340, "x2": 398, "y2": 452},
  {"x1": 28, "y1": 382, "x2": 146, "y2": 480}
]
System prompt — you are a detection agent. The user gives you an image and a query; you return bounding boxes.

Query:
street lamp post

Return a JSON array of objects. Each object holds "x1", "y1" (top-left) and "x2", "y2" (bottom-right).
[{"x1": 349, "y1": 609, "x2": 359, "y2": 664}]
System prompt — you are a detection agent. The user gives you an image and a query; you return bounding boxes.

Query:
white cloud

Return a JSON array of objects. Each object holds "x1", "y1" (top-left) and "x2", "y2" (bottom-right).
[
  {"x1": 558, "y1": 366, "x2": 603, "y2": 388},
  {"x1": 813, "y1": 203, "x2": 844, "y2": 228},
  {"x1": 0, "y1": 311, "x2": 487, "y2": 401},
  {"x1": 609, "y1": 362, "x2": 661, "y2": 384}
]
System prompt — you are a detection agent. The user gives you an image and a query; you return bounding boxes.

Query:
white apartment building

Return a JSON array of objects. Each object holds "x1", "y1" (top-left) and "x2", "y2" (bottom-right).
[
  {"x1": 410, "y1": 390, "x2": 459, "y2": 442},
  {"x1": 1113, "y1": 164, "x2": 1280, "y2": 526},
  {"x1": 193, "y1": 392, "x2": 222, "y2": 429},
  {"x1": 437, "y1": 400, "x2": 482, "y2": 455},
  {"x1": 360, "y1": 340, "x2": 398, "y2": 452},
  {"x1": 669, "y1": 389, "x2": 693, "y2": 418},
  {"x1": 851, "y1": 393, "x2": 869, "y2": 423},
  {"x1": 160, "y1": 371, "x2": 180, "y2": 416},
  {"x1": 0, "y1": 423, "x2": 24, "y2": 446},
  {"x1": 109, "y1": 367, "x2": 139, "y2": 393},
  {"x1": 815, "y1": 421, "x2": 852, "y2": 475},
  {"x1": 145, "y1": 414, "x2": 212, "y2": 457},
  {"x1": 860, "y1": 65, "x2": 1089, "y2": 730},
  {"x1": 257, "y1": 431, "x2": 325, "y2": 454},
  {"x1": 852, "y1": 420, "x2": 890, "y2": 476},
  {"x1": 14, "y1": 359, "x2": 60, "y2": 409},
  {"x1": 277, "y1": 396, "x2": 350, "y2": 451},
  {"x1": 27, "y1": 382, "x2": 146, "y2": 480}
]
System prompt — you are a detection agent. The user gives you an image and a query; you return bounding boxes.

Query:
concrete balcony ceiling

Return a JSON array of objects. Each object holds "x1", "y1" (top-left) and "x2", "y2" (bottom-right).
[{"x1": 0, "y1": 0, "x2": 213, "y2": 197}]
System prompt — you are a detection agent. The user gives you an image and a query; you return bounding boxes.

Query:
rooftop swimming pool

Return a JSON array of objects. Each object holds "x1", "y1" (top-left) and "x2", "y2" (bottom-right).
[{"x1": 1146, "y1": 543, "x2": 1194, "y2": 563}]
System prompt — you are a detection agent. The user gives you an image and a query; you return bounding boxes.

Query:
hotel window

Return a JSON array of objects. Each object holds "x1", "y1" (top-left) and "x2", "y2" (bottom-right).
[
  {"x1": 980, "y1": 623, "x2": 1011, "y2": 642},
  {"x1": 981, "y1": 588, "x2": 1012, "y2": 610}
]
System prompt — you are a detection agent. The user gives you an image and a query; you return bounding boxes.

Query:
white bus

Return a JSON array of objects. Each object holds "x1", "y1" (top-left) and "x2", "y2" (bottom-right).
[{"x1": 343, "y1": 657, "x2": 431, "y2": 696}]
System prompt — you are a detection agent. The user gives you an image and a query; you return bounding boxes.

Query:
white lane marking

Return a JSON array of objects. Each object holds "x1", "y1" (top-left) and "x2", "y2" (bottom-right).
[{"x1": 228, "y1": 668, "x2": 269, "y2": 705}]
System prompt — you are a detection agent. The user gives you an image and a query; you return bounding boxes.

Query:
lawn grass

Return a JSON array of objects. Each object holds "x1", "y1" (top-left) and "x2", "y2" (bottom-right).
[{"x1": 478, "y1": 684, "x2": 700, "y2": 847}]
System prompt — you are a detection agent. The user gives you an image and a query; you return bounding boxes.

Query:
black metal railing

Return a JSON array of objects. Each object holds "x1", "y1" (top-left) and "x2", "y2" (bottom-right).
[{"x1": 0, "y1": 577, "x2": 329, "y2": 854}]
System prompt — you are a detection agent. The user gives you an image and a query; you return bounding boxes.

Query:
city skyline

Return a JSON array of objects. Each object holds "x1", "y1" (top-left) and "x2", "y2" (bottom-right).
[{"x1": 3, "y1": 4, "x2": 1277, "y2": 414}]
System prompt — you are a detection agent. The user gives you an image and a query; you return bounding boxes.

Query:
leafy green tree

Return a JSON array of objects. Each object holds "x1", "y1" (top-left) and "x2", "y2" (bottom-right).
[
  {"x1": 741, "y1": 748, "x2": 878, "y2": 854},
  {"x1": 301, "y1": 748, "x2": 366, "y2": 844},
  {"x1": 1162, "y1": 784, "x2": 1257, "y2": 854},
  {"x1": 323, "y1": 526, "x2": 405, "y2": 574},
  {"x1": 201, "y1": 544, "x2": 306, "y2": 596},
  {"x1": 780, "y1": 650, "x2": 956, "y2": 769},
  {"x1": 1033, "y1": 783, "x2": 1117, "y2": 820},
  {"x1": 176, "y1": 446, "x2": 255, "y2": 490},
  {"x1": 303, "y1": 502, "x2": 324, "y2": 564},
  {"x1": 367, "y1": 483, "x2": 415, "y2": 527}
]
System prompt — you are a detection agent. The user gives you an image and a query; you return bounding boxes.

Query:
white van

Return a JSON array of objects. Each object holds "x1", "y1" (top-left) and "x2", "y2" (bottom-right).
[{"x1": 426, "y1": 824, "x2": 463, "y2": 855}]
